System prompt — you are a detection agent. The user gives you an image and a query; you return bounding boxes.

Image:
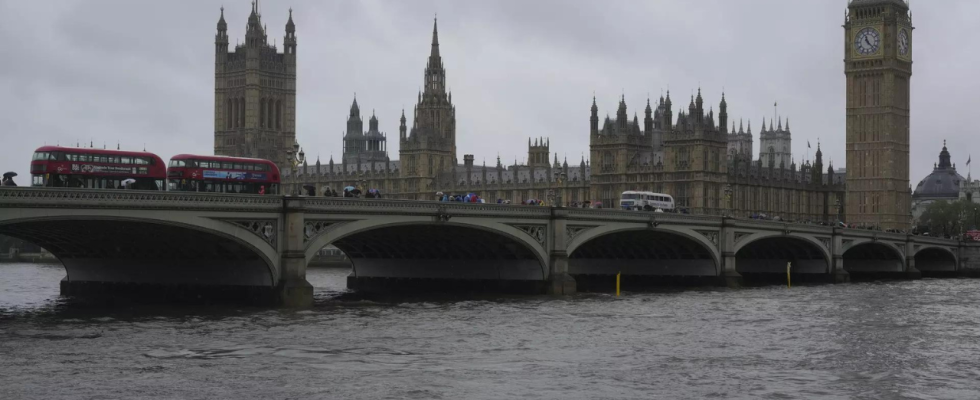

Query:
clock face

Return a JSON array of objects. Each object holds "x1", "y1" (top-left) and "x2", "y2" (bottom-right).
[
  {"x1": 898, "y1": 29, "x2": 910, "y2": 56},
  {"x1": 854, "y1": 27, "x2": 881, "y2": 55}
]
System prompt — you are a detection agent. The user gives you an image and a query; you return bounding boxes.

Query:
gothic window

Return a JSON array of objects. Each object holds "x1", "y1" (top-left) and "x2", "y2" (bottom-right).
[
  {"x1": 276, "y1": 100, "x2": 282, "y2": 129},
  {"x1": 239, "y1": 97, "x2": 245, "y2": 127},
  {"x1": 225, "y1": 99, "x2": 232, "y2": 129},
  {"x1": 260, "y1": 99, "x2": 266, "y2": 128},
  {"x1": 232, "y1": 98, "x2": 239, "y2": 128}
]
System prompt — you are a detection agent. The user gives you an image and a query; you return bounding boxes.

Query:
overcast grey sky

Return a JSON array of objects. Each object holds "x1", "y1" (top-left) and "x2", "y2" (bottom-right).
[{"x1": 1, "y1": 0, "x2": 976, "y2": 186}]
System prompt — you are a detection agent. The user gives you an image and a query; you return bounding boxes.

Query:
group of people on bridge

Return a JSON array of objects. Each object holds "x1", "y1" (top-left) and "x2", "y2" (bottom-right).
[{"x1": 301, "y1": 185, "x2": 382, "y2": 199}]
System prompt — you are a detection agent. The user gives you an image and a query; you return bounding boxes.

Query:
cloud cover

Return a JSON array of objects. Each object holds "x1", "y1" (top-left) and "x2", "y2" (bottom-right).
[{"x1": 0, "y1": 0, "x2": 976, "y2": 187}]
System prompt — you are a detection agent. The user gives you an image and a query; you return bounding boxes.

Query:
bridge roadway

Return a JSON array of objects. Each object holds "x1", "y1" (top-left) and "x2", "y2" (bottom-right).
[{"x1": 0, "y1": 188, "x2": 969, "y2": 306}]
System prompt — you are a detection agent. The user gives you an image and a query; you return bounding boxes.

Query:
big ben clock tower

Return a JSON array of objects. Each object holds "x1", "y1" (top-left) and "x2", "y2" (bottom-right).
[{"x1": 844, "y1": 0, "x2": 912, "y2": 230}]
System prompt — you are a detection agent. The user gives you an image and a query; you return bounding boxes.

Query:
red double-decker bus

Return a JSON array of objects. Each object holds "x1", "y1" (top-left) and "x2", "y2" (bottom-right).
[
  {"x1": 30, "y1": 146, "x2": 166, "y2": 190},
  {"x1": 167, "y1": 154, "x2": 280, "y2": 194}
]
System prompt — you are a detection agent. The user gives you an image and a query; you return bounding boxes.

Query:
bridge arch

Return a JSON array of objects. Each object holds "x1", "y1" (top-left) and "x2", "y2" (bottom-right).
[
  {"x1": 912, "y1": 246, "x2": 958, "y2": 274},
  {"x1": 0, "y1": 212, "x2": 280, "y2": 289},
  {"x1": 841, "y1": 241, "x2": 906, "y2": 273},
  {"x1": 304, "y1": 217, "x2": 549, "y2": 281},
  {"x1": 734, "y1": 234, "x2": 831, "y2": 275},
  {"x1": 567, "y1": 225, "x2": 720, "y2": 277}
]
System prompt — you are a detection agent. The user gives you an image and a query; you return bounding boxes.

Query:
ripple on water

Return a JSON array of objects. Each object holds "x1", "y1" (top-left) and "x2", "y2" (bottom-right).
[{"x1": 3, "y1": 264, "x2": 980, "y2": 399}]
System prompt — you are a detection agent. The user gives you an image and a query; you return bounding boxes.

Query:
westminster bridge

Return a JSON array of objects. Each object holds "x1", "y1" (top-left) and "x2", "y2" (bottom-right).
[{"x1": 0, "y1": 187, "x2": 974, "y2": 306}]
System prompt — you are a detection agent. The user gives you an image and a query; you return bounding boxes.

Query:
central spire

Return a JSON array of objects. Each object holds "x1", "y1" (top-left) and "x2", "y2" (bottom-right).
[{"x1": 430, "y1": 16, "x2": 440, "y2": 60}]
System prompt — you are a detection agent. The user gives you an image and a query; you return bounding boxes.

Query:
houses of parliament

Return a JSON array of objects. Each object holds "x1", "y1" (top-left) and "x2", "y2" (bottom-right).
[{"x1": 214, "y1": 0, "x2": 914, "y2": 228}]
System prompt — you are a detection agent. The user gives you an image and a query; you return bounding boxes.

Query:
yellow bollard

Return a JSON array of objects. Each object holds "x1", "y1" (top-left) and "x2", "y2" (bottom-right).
[
  {"x1": 786, "y1": 262, "x2": 792, "y2": 288},
  {"x1": 616, "y1": 272, "x2": 621, "y2": 297}
]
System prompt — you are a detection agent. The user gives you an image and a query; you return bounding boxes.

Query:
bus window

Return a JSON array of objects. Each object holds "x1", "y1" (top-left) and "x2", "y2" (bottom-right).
[
  {"x1": 121, "y1": 156, "x2": 131, "y2": 164},
  {"x1": 220, "y1": 162, "x2": 231, "y2": 169},
  {"x1": 245, "y1": 164, "x2": 255, "y2": 171}
]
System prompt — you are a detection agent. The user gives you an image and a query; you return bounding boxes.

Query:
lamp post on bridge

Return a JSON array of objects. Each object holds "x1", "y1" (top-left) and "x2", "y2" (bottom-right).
[{"x1": 285, "y1": 142, "x2": 305, "y2": 195}]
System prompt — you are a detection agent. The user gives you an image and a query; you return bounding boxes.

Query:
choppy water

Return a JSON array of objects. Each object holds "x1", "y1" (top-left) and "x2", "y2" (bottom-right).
[{"x1": 2, "y1": 263, "x2": 980, "y2": 399}]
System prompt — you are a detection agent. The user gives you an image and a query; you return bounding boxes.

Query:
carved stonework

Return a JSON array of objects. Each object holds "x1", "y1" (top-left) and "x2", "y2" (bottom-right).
[
  {"x1": 304, "y1": 220, "x2": 349, "y2": 245},
  {"x1": 817, "y1": 237, "x2": 831, "y2": 250},
  {"x1": 734, "y1": 232, "x2": 752, "y2": 244},
  {"x1": 511, "y1": 224, "x2": 547, "y2": 245},
  {"x1": 842, "y1": 239, "x2": 854, "y2": 248},
  {"x1": 220, "y1": 219, "x2": 277, "y2": 247},
  {"x1": 566, "y1": 225, "x2": 592, "y2": 242},
  {"x1": 696, "y1": 230, "x2": 719, "y2": 247},
  {"x1": 914, "y1": 244, "x2": 921, "y2": 252}
]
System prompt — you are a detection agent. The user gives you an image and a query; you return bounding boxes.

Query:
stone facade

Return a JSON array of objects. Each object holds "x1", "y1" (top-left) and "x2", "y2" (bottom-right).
[
  {"x1": 213, "y1": 4, "x2": 297, "y2": 171},
  {"x1": 342, "y1": 98, "x2": 389, "y2": 166},
  {"x1": 588, "y1": 92, "x2": 844, "y2": 221},
  {"x1": 843, "y1": 0, "x2": 913, "y2": 230},
  {"x1": 280, "y1": 17, "x2": 845, "y2": 222},
  {"x1": 759, "y1": 118, "x2": 792, "y2": 169}
]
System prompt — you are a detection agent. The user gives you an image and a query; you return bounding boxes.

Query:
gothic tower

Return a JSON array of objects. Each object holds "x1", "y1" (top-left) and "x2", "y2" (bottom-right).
[
  {"x1": 399, "y1": 18, "x2": 457, "y2": 198},
  {"x1": 342, "y1": 97, "x2": 388, "y2": 165},
  {"x1": 844, "y1": 0, "x2": 912, "y2": 229},
  {"x1": 214, "y1": 4, "x2": 297, "y2": 170}
]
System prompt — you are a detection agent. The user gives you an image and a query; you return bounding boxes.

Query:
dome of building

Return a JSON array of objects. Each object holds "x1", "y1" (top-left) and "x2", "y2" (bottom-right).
[{"x1": 913, "y1": 141, "x2": 963, "y2": 200}]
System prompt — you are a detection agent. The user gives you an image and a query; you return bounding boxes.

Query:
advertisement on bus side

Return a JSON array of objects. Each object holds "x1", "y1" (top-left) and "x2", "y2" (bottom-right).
[{"x1": 202, "y1": 170, "x2": 267, "y2": 180}]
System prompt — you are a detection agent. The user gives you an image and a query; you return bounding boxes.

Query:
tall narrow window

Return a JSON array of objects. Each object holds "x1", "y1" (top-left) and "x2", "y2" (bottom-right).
[
  {"x1": 276, "y1": 100, "x2": 282, "y2": 129},
  {"x1": 226, "y1": 99, "x2": 232, "y2": 129},
  {"x1": 260, "y1": 99, "x2": 266, "y2": 128},
  {"x1": 239, "y1": 97, "x2": 245, "y2": 127},
  {"x1": 232, "y1": 98, "x2": 239, "y2": 128}
]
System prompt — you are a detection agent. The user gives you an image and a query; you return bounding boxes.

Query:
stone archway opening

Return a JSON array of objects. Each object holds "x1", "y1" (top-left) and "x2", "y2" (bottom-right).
[
  {"x1": 569, "y1": 230, "x2": 717, "y2": 290},
  {"x1": 915, "y1": 247, "x2": 957, "y2": 277},
  {"x1": 306, "y1": 244, "x2": 354, "y2": 294},
  {"x1": 0, "y1": 219, "x2": 276, "y2": 303},
  {"x1": 330, "y1": 224, "x2": 546, "y2": 294},
  {"x1": 843, "y1": 242, "x2": 905, "y2": 279},
  {"x1": 735, "y1": 236, "x2": 829, "y2": 284}
]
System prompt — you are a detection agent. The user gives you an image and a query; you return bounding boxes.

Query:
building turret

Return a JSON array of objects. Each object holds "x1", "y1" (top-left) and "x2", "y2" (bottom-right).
[
  {"x1": 245, "y1": 2, "x2": 265, "y2": 47},
  {"x1": 590, "y1": 96, "x2": 599, "y2": 135},
  {"x1": 664, "y1": 91, "x2": 673, "y2": 129},
  {"x1": 369, "y1": 110, "x2": 378, "y2": 132},
  {"x1": 719, "y1": 92, "x2": 728, "y2": 134},
  {"x1": 616, "y1": 95, "x2": 628, "y2": 131},
  {"x1": 398, "y1": 109, "x2": 407, "y2": 138},
  {"x1": 812, "y1": 142, "x2": 824, "y2": 184},
  {"x1": 644, "y1": 97, "x2": 653, "y2": 134},
  {"x1": 695, "y1": 88, "x2": 704, "y2": 124},
  {"x1": 215, "y1": 7, "x2": 229, "y2": 57}
]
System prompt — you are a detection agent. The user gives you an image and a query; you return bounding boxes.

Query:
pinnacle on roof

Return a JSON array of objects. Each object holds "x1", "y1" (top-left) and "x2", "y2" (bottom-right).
[
  {"x1": 778, "y1": 116, "x2": 782, "y2": 131},
  {"x1": 349, "y1": 96, "x2": 360, "y2": 117},
  {"x1": 786, "y1": 118, "x2": 791, "y2": 132},
  {"x1": 217, "y1": 6, "x2": 227, "y2": 30},
  {"x1": 430, "y1": 16, "x2": 440, "y2": 59},
  {"x1": 761, "y1": 119, "x2": 767, "y2": 132},
  {"x1": 286, "y1": 8, "x2": 295, "y2": 32}
]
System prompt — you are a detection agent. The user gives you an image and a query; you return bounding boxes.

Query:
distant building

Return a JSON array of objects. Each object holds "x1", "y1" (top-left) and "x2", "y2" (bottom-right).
[{"x1": 912, "y1": 142, "x2": 964, "y2": 221}]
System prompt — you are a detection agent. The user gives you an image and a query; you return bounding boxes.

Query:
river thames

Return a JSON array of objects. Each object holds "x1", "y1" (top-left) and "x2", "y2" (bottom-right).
[{"x1": 2, "y1": 262, "x2": 980, "y2": 399}]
